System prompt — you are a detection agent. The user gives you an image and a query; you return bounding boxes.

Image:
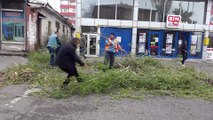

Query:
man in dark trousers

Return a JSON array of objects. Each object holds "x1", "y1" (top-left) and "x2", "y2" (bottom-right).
[
  {"x1": 181, "y1": 41, "x2": 188, "y2": 66},
  {"x1": 104, "y1": 33, "x2": 125, "y2": 69},
  {"x1": 55, "y1": 38, "x2": 85, "y2": 89}
]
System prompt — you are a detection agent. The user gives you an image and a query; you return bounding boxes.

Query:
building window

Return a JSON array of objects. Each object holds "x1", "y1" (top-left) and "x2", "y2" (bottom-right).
[
  {"x1": 138, "y1": 0, "x2": 152, "y2": 21},
  {"x1": 61, "y1": 0, "x2": 69, "y2": 5},
  {"x1": 82, "y1": 0, "x2": 98, "y2": 18},
  {"x1": 100, "y1": 0, "x2": 116, "y2": 19},
  {"x1": 55, "y1": 21, "x2": 60, "y2": 31},
  {"x1": 2, "y1": 1, "x2": 25, "y2": 9},
  {"x1": 63, "y1": 25, "x2": 65, "y2": 33},
  {"x1": 48, "y1": 21, "x2": 52, "y2": 35},
  {"x1": 138, "y1": 0, "x2": 207, "y2": 24},
  {"x1": 193, "y1": 0, "x2": 206, "y2": 24},
  {"x1": 166, "y1": 0, "x2": 206, "y2": 24},
  {"x1": 70, "y1": 2, "x2": 76, "y2": 6},
  {"x1": 116, "y1": 0, "x2": 133, "y2": 20},
  {"x1": 61, "y1": 8, "x2": 69, "y2": 12}
]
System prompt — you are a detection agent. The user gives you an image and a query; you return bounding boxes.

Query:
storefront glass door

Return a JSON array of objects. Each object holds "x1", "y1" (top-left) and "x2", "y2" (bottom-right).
[
  {"x1": 86, "y1": 34, "x2": 98, "y2": 56},
  {"x1": 148, "y1": 32, "x2": 161, "y2": 56},
  {"x1": 188, "y1": 32, "x2": 203, "y2": 59}
]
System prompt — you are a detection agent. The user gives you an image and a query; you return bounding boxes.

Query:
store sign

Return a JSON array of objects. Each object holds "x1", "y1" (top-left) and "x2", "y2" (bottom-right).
[
  {"x1": 206, "y1": 48, "x2": 213, "y2": 60},
  {"x1": 166, "y1": 15, "x2": 181, "y2": 28}
]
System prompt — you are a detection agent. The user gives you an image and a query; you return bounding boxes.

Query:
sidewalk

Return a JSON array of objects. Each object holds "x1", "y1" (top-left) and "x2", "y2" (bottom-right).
[{"x1": 0, "y1": 56, "x2": 28, "y2": 71}]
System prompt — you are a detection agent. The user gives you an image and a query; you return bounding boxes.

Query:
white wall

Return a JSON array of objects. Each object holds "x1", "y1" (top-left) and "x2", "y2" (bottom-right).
[{"x1": 39, "y1": 10, "x2": 71, "y2": 47}]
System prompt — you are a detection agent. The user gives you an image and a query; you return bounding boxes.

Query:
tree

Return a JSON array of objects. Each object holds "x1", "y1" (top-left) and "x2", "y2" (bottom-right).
[
  {"x1": 172, "y1": 5, "x2": 197, "y2": 24},
  {"x1": 151, "y1": 0, "x2": 172, "y2": 22},
  {"x1": 82, "y1": 3, "x2": 96, "y2": 18}
]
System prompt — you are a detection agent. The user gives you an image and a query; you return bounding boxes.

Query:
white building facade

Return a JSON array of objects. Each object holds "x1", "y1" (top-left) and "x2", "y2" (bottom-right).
[{"x1": 76, "y1": 0, "x2": 213, "y2": 60}]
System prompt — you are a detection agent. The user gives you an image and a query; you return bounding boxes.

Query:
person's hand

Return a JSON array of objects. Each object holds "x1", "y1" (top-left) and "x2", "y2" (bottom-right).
[{"x1": 121, "y1": 49, "x2": 125, "y2": 52}]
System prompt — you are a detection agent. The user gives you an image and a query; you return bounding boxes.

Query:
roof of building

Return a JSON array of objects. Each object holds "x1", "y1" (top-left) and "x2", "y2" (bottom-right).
[{"x1": 27, "y1": 0, "x2": 72, "y2": 27}]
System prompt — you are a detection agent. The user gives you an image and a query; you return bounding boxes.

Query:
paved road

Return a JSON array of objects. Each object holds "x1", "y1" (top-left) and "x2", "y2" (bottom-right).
[
  {"x1": 0, "y1": 56, "x2": 213, "y2": 120},
  {"x1": 0, "y1": 85, "x2": 213, "y2": 120},
  {"x1": 0, "y1": 56, "x2": 27, "y2": 71}
]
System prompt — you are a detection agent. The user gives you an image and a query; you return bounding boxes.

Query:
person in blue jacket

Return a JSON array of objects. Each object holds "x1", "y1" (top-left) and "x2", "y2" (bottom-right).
[{"x1": 47, "y1": 31, "x2": 61, "y2": 66}]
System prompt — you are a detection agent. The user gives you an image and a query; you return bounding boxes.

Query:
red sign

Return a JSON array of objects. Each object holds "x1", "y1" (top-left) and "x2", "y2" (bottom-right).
[{"x1": 166, "y1": 15, "x2": 181, "y2": 28}]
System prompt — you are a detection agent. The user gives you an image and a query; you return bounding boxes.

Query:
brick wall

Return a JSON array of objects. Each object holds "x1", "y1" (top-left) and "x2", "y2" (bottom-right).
[{"x1": 26, "y1": 6, "x2": 72, "y2": 51}]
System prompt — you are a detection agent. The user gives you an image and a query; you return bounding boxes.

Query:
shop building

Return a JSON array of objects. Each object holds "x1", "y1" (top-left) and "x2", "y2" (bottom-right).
[
  {"x1": 0, "y1": 0, "x2": 72, "y2": 53},
  {"x1": 76, "y1": 0, "x2": 213, "y2": 60}
]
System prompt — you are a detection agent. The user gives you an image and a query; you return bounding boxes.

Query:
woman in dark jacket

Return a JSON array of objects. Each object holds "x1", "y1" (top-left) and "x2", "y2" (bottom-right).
[
  {"x1": 55, "y1": 38, "x2": 85, "y2": 89},
  {"x1": 181, "y1": 41, "x2": 188, "y2": 66}
]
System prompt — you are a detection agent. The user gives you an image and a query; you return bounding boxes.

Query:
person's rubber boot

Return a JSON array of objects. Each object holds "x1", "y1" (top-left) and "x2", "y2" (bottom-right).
[
  {"x1": 61, "y1": 83, "x2": 68, "y2": 90},
  {"x1": 61, "y1": 79, "x2": 69, "y2": 90},
  {"x1": 84, "y1": 55, "x2": 87, "y2": 59}
]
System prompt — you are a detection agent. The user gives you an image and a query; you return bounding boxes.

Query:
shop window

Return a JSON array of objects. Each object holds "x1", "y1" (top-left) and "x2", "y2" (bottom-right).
[
  {"x1": 192, "y1": 0, "x2": 206, "y2": 24},
  {"x1": 81, "y1": 26, "x2": 97, "y2": 33},
  {"x1": 167, "y1": 0, "x2": 182, "y2": 17},
  {"x1": 151, "y1": 0, "x2": 171, "y2": 22},
  {"x1": 2, "y1": 11, "x2": 25, "y2": 42},
  {"x1": 82, "y1": 0, "x2": 98, "y2": 18},
  {"x1": 2, "y1": 1, "x2": 25, "y2": 10},
  {"x1": 61, "y1": 9, "x2": 69, "y2": 12},
  {"x1": 116, "y1": 0, "x2": 133, "y2": 20},
  {"x1": 100, "y1": 0, "x2": 116, "y2": 19},
  {"x1": 138, "y1": 0, "x2": 206, "y2": 24},
  {"x1": 180, "y1": 1, "x2": 194, "y2": 24},
  {"x1": 166, "y1": 0, "x2": 206, "y2": 24}
]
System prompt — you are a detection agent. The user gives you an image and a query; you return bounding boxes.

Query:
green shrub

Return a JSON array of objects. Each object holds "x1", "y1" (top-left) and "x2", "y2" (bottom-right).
[{"x1": 4, "y1": 51, "x2": 213, "y2": 100}]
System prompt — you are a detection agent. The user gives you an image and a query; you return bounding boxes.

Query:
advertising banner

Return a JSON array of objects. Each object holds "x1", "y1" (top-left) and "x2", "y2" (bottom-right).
[
  {"x1": 165, "y1": 34, "x2": 173, "y2": 54},
  {"x1": 2, "y1": 11, "x2": 25, "y2": 42},
  {"x1": 138, "y1": 33, "x2": 146, "y2": 53},
  {"x1": 206, "y1": 48, "x2": 213, "y2": 60}
]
